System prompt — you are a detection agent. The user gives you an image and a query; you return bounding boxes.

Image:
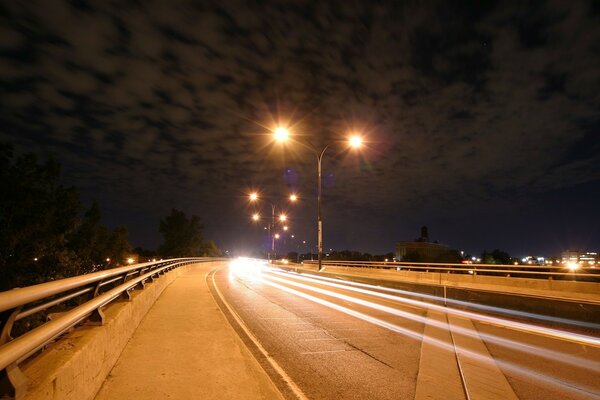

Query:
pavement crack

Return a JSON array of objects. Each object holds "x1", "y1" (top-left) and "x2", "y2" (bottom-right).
[{"x1": 345, "y1": 341, "x2": 396, "y2": 369}]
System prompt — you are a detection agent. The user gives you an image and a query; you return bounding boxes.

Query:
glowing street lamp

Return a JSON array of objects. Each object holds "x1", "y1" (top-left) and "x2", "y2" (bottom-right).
[
  {"x1": 274, "y1": 233, "x2": 280, "y2": 239},
  {"x1": 349, "y1": 135, "x2": 363, "y2": 148},
  {"x1": 283, "y1": 226, "x2": 289, "y2": 231},
  {"x1": 273, "y1": 127, "x2": 365, "y2": 271},
  {"x1": 247, "y1": 193, "x2": 297, "y2": 262},
  {"x1": 273, "y1": 126, "x2": 289, "y2": 142}
]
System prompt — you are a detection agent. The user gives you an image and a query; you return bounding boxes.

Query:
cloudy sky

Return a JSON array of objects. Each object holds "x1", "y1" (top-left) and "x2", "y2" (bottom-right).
[{"x1": 1, "y1": 0, "x2": 599, "y2": 257}]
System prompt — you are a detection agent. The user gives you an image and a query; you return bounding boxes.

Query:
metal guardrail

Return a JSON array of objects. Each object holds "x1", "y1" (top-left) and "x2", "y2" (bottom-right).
[
  {"x1": 0, "y1": 257, "x2": 224, "y2": 397},
  {"x1": 302, "y1": 260, "x2": 600, "y2": 281}
]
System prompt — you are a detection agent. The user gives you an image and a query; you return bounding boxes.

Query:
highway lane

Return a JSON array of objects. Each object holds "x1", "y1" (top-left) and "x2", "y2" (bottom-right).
[{"x1": 209, "y1": 260, "x2": 600, "y2": 400}]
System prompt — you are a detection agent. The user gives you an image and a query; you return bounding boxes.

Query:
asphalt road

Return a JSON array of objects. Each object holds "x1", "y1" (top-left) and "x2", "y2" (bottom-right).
[{"x1": 210, "y1": 260, "x2": 600, "y2": 400}]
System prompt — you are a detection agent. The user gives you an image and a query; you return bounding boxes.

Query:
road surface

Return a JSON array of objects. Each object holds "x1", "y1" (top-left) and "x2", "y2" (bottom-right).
[{"x1": 209, "y1": 259, "x2": 600, "y2": 400}]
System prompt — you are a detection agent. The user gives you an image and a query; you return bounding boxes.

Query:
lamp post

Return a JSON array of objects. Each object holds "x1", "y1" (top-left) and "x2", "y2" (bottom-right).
[
  {"x1": 272, "y1": 128, "x2": 363, "y2": 271},
  {"x1": 249, "y1": 192, "x2": 297, "y2": 263}
]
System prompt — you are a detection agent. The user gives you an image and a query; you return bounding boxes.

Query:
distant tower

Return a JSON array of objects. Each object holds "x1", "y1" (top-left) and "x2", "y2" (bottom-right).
[{"x1": 420, "y1": 226, "x2": 429, "y2": 242}]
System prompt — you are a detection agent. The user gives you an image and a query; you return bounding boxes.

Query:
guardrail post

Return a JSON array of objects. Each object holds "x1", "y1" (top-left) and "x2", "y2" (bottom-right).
[
  {"x1": 88, "y1": 281, "x2": 105, "y2": 326},
  {"x1": 118, "y1": 272, "x2": 132, "y2": 301},
  {"x1": 443, "y1": 286, "x2": 447, "y2": 307},
  {"x1": 0, "y1": 307, "x2": 21, "y2": 345},
  {"x1": 131, "y1": 268, "x2": 147, "y2": 291},
  {"x1": 0, "y1": 362, "x2": 27, "y2": 399},
  {"x1": 1, "y1": 307, "x2": 27, "y2": 398}
]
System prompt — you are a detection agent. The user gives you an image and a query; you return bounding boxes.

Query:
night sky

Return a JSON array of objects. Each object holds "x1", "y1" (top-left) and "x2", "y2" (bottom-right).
[{"x1": 1, "y1": 1, "x2": 599, "y2": 257}]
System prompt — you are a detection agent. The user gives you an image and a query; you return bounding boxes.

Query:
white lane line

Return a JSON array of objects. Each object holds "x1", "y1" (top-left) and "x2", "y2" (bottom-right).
[
  {"x1": 210, "y1": 269, "x2": 309, "y2": 400},
  {"x1": 300, "y1": 337, "x2": 370, "y2": 341},
  {"x1": 301, "y1": 349, "x2": 349, "y2": 355}
]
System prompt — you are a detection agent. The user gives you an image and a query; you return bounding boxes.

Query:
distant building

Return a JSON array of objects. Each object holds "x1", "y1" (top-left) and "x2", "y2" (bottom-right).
[
  {"x1": 396, "y1": 226, "x2": 456, "y2": 262},
  {"x1": 561, "y1": 250, "x2": 597, "y2": 265}
]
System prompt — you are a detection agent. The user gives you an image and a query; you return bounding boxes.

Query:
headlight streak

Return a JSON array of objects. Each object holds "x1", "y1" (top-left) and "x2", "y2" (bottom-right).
[
  {"x1": 266, "y1": 269, "x2": 600, "y2": 349},
  {"x1": 266, "y1": 270, "x2": 600, "y2": 371},
  {"x1": 274, "y1": 269, "x2": 599, "y2": 331},
  {"x1": 259, "y1": 276, "x2": 600, "y2": 399}
]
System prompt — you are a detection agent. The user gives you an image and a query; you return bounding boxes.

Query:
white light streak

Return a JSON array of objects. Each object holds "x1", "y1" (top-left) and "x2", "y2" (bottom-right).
[{"x1": 257, "y1": 274, "x2": 600, "y2": 399}]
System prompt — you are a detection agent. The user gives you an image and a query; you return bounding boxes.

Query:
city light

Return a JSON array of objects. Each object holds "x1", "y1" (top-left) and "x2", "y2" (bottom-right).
[
  {"x1": 283, "y1": 226, "x2": 288, "y2": 231},
  {"x1": 106, "y1": 258, "x2": 110, "y2": 262},
  {"x1": 127, "y1": 258, "x2": 134, "y2": 264},
  {"x1": 252, "y1": 213, "x2": 260, "y2": 221},
  {"x1": 349, "y1": 135, "x2": 363, "y2": 148},
  {"x1": 249, "y1": 192, "x2": 258, "y2": 201},
  {"x1": 279, "y1": 214, "x2": 287, "y2": 222},
  {"x1": 275, "y1": 233, "x2": 280, "y2": 239},
  {"x1": 273, "y1": 126, "x2": 289, "y2": 142},
  {"x1": 567, "y1": 262, "x2": 579, "y2": 271},
  {"x1": 289, "y1": 194, "x2": 298, "y2": 202}
]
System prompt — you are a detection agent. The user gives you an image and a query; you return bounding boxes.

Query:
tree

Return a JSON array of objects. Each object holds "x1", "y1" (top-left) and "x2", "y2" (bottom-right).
[
  {"x1": 202, "y1": 240, "x2": 223, "y2": 257},
  {"x1": 481, "y1": 249, "x2": 512, "y2": 264},
  {"x1": 105, "y1": 225, "x2": 133, "y2": 265},
  {"x1": 70, "y1": 201, "x2": 108, "y2": 271},
  {"x1": 0, "y1": 143, "x2": 82, "y2": 290},
  {"x1": 0, "y1": 143, "x2": 133, "y2": 290},
  {"x1": 158, "y1": 209, "x2": 204, "y2": 257}
]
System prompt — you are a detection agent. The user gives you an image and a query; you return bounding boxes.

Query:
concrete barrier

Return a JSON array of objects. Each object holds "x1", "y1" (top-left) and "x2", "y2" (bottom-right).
[
  {"x1": 305, "y1": 265, "x2": 600, "y2": 301},
  {"x1": 20, "y1": 261, "x2": 225, "y2": 400}
]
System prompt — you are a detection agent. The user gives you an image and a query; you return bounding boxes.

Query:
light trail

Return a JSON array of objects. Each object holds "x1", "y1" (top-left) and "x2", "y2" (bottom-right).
[
  {"x1": 266, "y1": 268, "x2": 600, "y2": 349},
  {"x1": 259, "y1": 275, "x2": 600, "y2": 399},
  {"x1": 274, "y1": 268, "x2": 600, "y2": 330},
  {"x1": 266, "y1": 269, "x2": 600, "y2": 371}
]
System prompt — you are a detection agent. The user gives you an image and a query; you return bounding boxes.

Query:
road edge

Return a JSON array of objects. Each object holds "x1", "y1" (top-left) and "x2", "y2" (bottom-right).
[{"x1": 206, "y1": 267, "x2": 309, "y2": 400}]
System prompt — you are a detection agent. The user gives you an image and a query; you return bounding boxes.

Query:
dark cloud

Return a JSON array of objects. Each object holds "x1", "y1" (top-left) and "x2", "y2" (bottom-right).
[{"x1": 0, "y1": 0, "x2": 598, "y2": 256}]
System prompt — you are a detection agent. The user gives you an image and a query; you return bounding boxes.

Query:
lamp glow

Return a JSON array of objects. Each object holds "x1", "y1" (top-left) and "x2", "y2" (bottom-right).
[
  {"x1": 567, "y1": 262, "x2": 579, "y2": 271},
  {"x1": 274, "y1": 127, "x2": 289, "y2": 142},
  {"x1": 289, "y1": 194, "x2": 298, "y2": 202},
  {"x1": 279, "y1": 214, "x2": 287, "y2": 222},
  {"x1": 252, "y1": 213, "x2": 260, "y2": 221},
  {"x1": 349, "y1": 135, "x2": 363, "y2": 148},
  {"x1": 249, "y1": 192, "x2": 258, "y2": 201}
]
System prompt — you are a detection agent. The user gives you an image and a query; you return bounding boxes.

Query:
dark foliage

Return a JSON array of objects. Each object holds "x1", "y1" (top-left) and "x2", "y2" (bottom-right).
[
  {"x1": 0, "y1": 143, "x2": 132, "y2": 290},
  {"x1": 158, "y1": 209, "x2": 222, "y2": 257},
  {"x1": 481, "y1": 249, "x2": 513, "y2": 264}
]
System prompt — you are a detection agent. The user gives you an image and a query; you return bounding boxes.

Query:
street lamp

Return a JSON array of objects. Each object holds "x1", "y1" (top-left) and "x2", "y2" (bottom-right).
[
  {"x1": 272, "y1": 126, "x2": 363, "y2": 271},
  {"x1": 248, "y1": 192, "x2": 296, "y2": 262}
]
